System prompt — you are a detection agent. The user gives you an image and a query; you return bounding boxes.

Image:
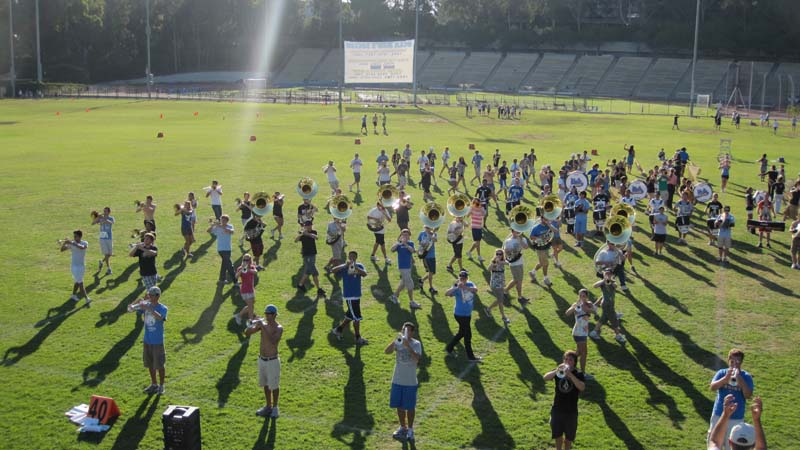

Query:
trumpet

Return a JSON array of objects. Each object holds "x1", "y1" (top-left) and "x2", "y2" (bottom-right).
[
  {"x1": 610, "y1": 203, "x2": 636, "y2": 226},
  {"x1": 603, "y1": 215, "x2": 632, "y2": 245},
  {"x1": 208, "y1": 217, "x2": 220, "y2": 225},
  {"x1": 251, "y1": 192, "x2": 273, "y2": 216},
  {"x1": 90, "y1": 210, "x2": 100, "y2": 221},
  {"x1": 508, "y1": 204, "x2": 536, "y2": 234},
  {"x1": 392, "y1": 194, "x2": 412, "y2": 211},
  {"x1": 329, "y1": 194, "x2": 353, "y2": 220},
  {"x1": 378, "y1": 184, "x2": 399, "y2": 208},
  {"x1": 297, "y1": 177, "x2": 319, "y2": 200},
  {"x1": 447, "y1": 193, "x2": 472, "y2": 217},
  {"x1": 127, "y1": 299, "x2": 151, "y2": 313},
  {"x1": 419, "y1": 201, "x2": 445, "y2": 229},
  {"x1": 134, "y1": 200, "x2": 142, "y2": 208},
  {"x1": 539, "y1": 194, "x2": 563, "y2": 221},
  {"x1": 203, "y1": 185, "x2": 222, "y2": 193},
  {"x1": 57, "y1": 237, "x2": 72, "y2": 247}
]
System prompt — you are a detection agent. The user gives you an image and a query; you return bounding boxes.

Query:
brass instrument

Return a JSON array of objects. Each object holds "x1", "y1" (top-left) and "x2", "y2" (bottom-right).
[
  {"x1": 508, "y1": 204, "x2": 536, "y2": 234},
  {"x1": 174, "y1": 203, "x2": 183, "y2": 214},
  {"x1": 419, "y1": 202, "x2": 445, "y2": 229},
  {"x1": 234, "y1": 197, "x2": 242, "y2": 208},
  {"x1": 134, "y1": 200, "x2": 142, "y2": 209},
  {"x1": 90, "y1": 210, "x2": 100, "y2": 221},
  {"x1": 296, "y1": 177, "x2": 319, "y2": 200},
  {"x1": 502, "y1": 233, "x2": 523, "y2": 263},
  {"x1": 329, "y1": 195, "x2": 353, "y2": 220},
  {"x1": 392, "y1": 194, "x2": 412, "y2": 211},
  {"x1": 539, "y1": 194, "x2": 563, "y2": 221},
  {"x1": 417, "y1": 229, "x2": 437, "y2": 257},
  {"x1": 378, "y1": 184, "x2": 399, "y2": 208},
  {"x1": 57, "y1": 237, "x2": 72, "y2": 248},
  {"x1": 593, "y1": 243, "x2": 623, "y2": 274},
  {"x1": 447, "y1": 193, "x2": 472, "y2": 217},
  {"x1": 610, "y1": 203, "x2": 636, "y2": 226},
  {"x1": 529, "y1": 218, "x2": 554, "y2": 247},
  {"x1": 251, "y1": 191, "x2": 273, "y2": 216},
  {"x1": 603, "y1": 214, "x2": 633, "y2": 245}
]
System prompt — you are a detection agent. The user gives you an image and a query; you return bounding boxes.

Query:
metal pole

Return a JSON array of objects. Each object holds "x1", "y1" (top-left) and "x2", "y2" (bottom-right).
[
  {"x1": 777, "y1": 74, "x2": 782, "y2": 112},
  {"x1": 35, "y1": 0, "x2": 42, "y2": 84},
  {"x1": 688, "y1": 0, "x2": 700, "y2": 117},
  {"x1": 760, "y1": 73, "x2": 766, "y2": 111},
  {"x1": 412, "y1": 0, "x2": 419, "y2": 107},
  {"x1": 748, "y1": 61, "x2": 753, "y2": 112},
  {"x1": 145, "y1": 0, "x2": 152, "y2": 99},
  {"x1": 7, "y1": 0, "x2": 15, "y2": 97},
  {"x1": 338, "y1": 0, "x2": 343, "y2": 119}
]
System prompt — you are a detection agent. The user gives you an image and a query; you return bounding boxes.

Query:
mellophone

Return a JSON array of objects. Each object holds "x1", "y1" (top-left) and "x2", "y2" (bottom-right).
[{"x1": 746, "y1": 219, "x2": 786, "y2": 232}]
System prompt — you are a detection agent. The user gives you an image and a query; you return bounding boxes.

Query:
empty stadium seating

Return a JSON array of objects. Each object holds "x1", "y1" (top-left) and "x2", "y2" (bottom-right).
[
  {"x1": 635, "y1": 58, "x2": 690, "y2": 99},
  {"x1": 449, "y1": 52, "x2": 502, "y2": 87},
  {"x1": 673, "y1": 59, "x2": 731, "y2": 102},
  {"x1": 594, "y1": 57, "x2": 652, "y2": 98},
  {"x1": 308, "y1": 49, "x2": 343, "y2": 86},
  {"x1": 484, "y1": 53, "x2": 538, "y2": 92},
  {"x1": 275, "y1": 48, "x2": 326, "y2": 85},
  {"x1": 417, "y1": 51, "x2": 466, "y2": 88},
  {"x1": 558, "y1": 55, "x2": 615, "y2": 95},
  {"x1": 520, "y1": 53, "x2": 576, "y2": 92}
]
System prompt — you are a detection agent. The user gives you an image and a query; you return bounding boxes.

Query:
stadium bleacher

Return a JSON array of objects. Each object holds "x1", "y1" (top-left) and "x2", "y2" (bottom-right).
[
  {"x1": 635, "y1": 58, "x2": 690, "y2": 99},
  {"x1": 449, "y1": 52, "x2": 502, "y2": 87},
  {"x1": 418, "y1": 51, "x2": 466, "y2": 88},
  {"x1": 558, "y1": 55, "x2": 615, "y2": 95},
  {"x1": 765, "y1": 62, "x2": 800, "y2": 107},
  {"x1": 673, "y1": 59, "x2": 731, "y2": 102},
  {"x1": 484, "y1": 53, "x2": 538, "y2": 92},
  {"x1": 308, "y1": 49, "x2": 343, "y2": 86},
  {"x1": 520, "y1": 53, "x2": 576, "y2": 92},
  {"x1": 275, "y1": 48, "x2": 326, "y2": 85},
  {"x1": 594, "y1": 57, "x2": 652, "y2": 98}
]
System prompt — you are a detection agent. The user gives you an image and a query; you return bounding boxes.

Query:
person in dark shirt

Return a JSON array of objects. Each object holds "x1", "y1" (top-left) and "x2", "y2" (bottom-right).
[
  {"x1": 130, "y1": 233, "x2": 159, "y2": 289},
  {"x1": 543, "y1": 351, "x2": 586, "y2": 450},
  {"x1": 294, "y1": 221, "x2": 325, "y2": 297}
]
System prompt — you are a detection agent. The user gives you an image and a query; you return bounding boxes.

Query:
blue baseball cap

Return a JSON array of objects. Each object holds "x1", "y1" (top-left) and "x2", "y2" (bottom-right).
[{"x1": 265, "y1": 304, "x2": 278, "y2": 314}]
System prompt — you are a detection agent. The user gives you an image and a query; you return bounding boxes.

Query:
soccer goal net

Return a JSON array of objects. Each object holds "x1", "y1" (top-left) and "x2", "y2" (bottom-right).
[{"x1": 697, "y1": 94, "x2": 711, "y2": 115}]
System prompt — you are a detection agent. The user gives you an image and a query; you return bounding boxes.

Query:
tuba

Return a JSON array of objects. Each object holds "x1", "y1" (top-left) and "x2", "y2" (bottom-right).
[
  {"x1": 378, "y1": 184, "x2": 399, "y2": 208},
  {"x1": 604, "y1": 215, "x2": 632, "y2": 245},
  {"x1": 529, "y1": 218, "x2": 554, "y2": 247},
  {"x1": 508, "y1": 204, "x2": 536, "y2": 234},
  {"x1": 251, "y1": 192, "x2": 273, "y2": 216},
  {"x1": 419, "y1": 202, "x2": 445, "y2": 229},
  {"x1": 329, "y1": 195, "x2": 353, "y2": 220},
  {"x1": 593, "y1": 243, "x2": 623, "y2": 274},
  {"x1": 539, "y1": 194, "x2": 563, "y2": 221},
  {"x1": 610, "y1": 203, "x2": 636, "y2": 226},
  {"x1": 296, "y1": 177, "x2": 319, "y2": 200},
  {"x1": 502, "y1": 233, "x2": 523, "y2": 264},
  {"x1": 447, "y1": 193, "x2": 472, "y2": 217}
]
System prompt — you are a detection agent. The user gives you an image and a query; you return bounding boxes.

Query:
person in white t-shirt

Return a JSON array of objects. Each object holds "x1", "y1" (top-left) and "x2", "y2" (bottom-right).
[
  {"x1": 439, "y1": 147, "x2": 451, "y2": 178},
  {"x1": 368, "y1": 202, "x2": 392, "y2": 264},
  {"x1": 60, "y1": 229, "x2": 90, "y2": 305},
  {"x1": 323, "y1": 160, "x2": 339, "y2": 194},
  {"x1": 349, "y1": 153, "x2": 363, "y2": 193},
  {"x1": 92, "y1": 207, "x2": 115, "y2": 275},
  {"x1": 205, "y1": 180, "x2": 223, "y2": 220},
  {"x1": 385, "y1": 322, "x2": 422, "y2": 443}
]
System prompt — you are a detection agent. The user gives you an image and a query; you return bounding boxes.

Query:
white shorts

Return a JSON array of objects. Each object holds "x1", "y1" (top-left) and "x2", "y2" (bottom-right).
[
  {"x1": 258, "y1": 357, "x2": 281, "y2": 390},
  {"x1": 99, "y1": 239, "x2": 113, "y2": 256},
  {"x1": 241, "y1": 292, "x2": 255, "y2": 301},
  {"x1": 71, "y1": 265, "x2": 85, "y2": 283},
  {"x1": 717, "y1": 236, "x2": 732, "y2": 249}
]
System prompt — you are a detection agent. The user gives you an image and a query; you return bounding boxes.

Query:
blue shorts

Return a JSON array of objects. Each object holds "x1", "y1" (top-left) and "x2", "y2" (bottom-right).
[
  {"x1": 472, "y1": 228, "x2": 483, "y2": 241},
  {"x1": 423, "y1": 257, "x2": 436, "y2": 274},
  {"x1": 573, "y1": 335, "x2": 587, "y2": 343},
  {"x1": 390, "y1": 383, "x2": 418, "y2": 410},
  {"x1": 574, "y1": 215, "x2": 588, "y2": 235}
]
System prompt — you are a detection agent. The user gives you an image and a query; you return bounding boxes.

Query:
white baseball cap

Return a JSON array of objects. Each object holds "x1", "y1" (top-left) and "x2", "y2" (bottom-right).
[{"x1": 729, "y1": 423, "x2": 755, "y2": 447}]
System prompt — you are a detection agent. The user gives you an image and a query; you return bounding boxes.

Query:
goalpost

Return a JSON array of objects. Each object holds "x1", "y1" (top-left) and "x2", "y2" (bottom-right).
[{"x1": 696, "y1": 94, "x2": 711, "y2": 116}]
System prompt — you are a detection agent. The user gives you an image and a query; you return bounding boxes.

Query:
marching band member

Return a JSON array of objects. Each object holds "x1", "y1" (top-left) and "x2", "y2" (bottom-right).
[
  {"x1": 543, "y1": 351, "x2": 585, "y2": 450},
  {"x1": 129, "y1": 286, "x2": 168, "y2": 395},
  {"x1": 475, "y1": 179, "x2": 493, "y2": 226},
  {"x1": 129, "y1": 232, "x2": 159, "y2": 289},
  {"x1": 783, "y1": 180, "x2": 800, "y2": 222},
  {"x1": 565, "y1": 289, "x2": 596, "y2": 378},
  {"x1": 271, "y1": 192, "x2": 285, "y2": 240},
  {"x1": 187, "y1": 192, "x2": 198, "y2": 234},
  {"x1": 573, "y1": 191, "x2": 591, "y2": 247},
  {"x1": 439, "y1": 146, "x2": 451, "y2": 178},
  {"x1": 790, "y1": 218, "x2": 800, "y2": 269},
  {"x1": 177, "y1": 201, "x2": 196, "y2": 259},
  {"x1": 551, "y1": 213, "x2": 564, "y2": 269},
  {"x1": 647, "y1": 191, "x2": 665, "y2": 232},
  {"x1": 92, "y1": 207, "x2": 115, "y2": 275},
  {"x1": 368, "y1": 201, "x2": 392, "y2": 264},
  {"x1": 506, "y1": 177, "x2": 524, "y2": 215},
  {"x1": 445, "y1": 270, "x2": 481, "y2": 362},
  {"x1": 653, "y1": 206, "x2": 669, "y2": 255},
  {"x1": 595, "y1": 241, "x2": 627, "y2": 290},
  {"x1": 61, "y1": 229, "x2": 90, "y2": 304},
  {"x1": 466, "y1": 199, "x2": 486, "y2": 262},
  {"x1": 756, "y1": 196, "x2": 775, "y2": 248},
  {"x1": 379, "y1": 160, "x2": 393, "y2": 187},
  {"x1": 294, "y1": 221, "x2": 325, "y2": 298},
  {"x1": 420, "y1": 163, "x2": 434, "y2": 202},
  {"x1": 446, "y1": 216, "x2": 466, "y2": 273},
  {"x1": 674, "y1": 191, "x2": 694, "y2": 244},
  {"x1": 529, "y1": 218, "x2": 558, "y2": 287},
  {"x1": 503, "y1": 230, "x2": 530, "y2": 305},
  {"x1": 484, "y1": 248, "x2": 511, "y2": 325},
  {"x1": 447, "y1": 161, "x2": 459, "y2": 195},
  {"x1": 246, "y1": 304, "x2": 283, "y2": 419},
  {"x1": 482, "y1": 165, "x2": 500, "y2": 209},
  {"x1": 136, "y1": 195, "x2": 157, "y2": 232},
  {"x1": 244, "y1": 215, "x2": 266, "y2": 270},
  {"x1": 564, "y1": 187, "x2": 579, "y2": 235},
  {"x1": 233, "y1": 254, "x2": 258, "y2": 327},
  {"x1": 589, "y1": 269, "x2": 626, "y2": 345},
  {"x1": 205, "y1": 180, "x2": 223, "y2": 220},
  {"x1": 394, "y1": 191, "x2": 412, "y2": 231},
  {"x1": 719, "y1": 156, "x2": 731, "y2": 193},
  {"x1": 705, "y1": 193, "x2": 724, "y2": 247},
  {"x1": 390, "y1": 229, "x2": 421, "y2": 310},
  {"x1": 297, "y1": 197, "x2": 318, "y2": 228},
  {"x1": 324, "y1": 217, "x2": 346, "y2": 273},
  {"x1": 417, "y1": 225, "x2": 438, "y2": 295},
  {"x1": 323, "y1": 160, "x2": 339, "y2": 195},
  {"x1": 592, "y1": 188, "x2": 611, "y2": 237},
  {"x1": 331, "y1": 251, "x2": 369, "y2": 345},
  {"x1": 715, "y1": 206, "x2": 735, "y2": 263},
  {"x1": 349, "y1": 153, "x2": 363, "y2": 193},
  {"x1": 237, "y1": 192, "x2": 253, "y2": 245},
  {"x1": 208, "y1": 215, "x2": 237, "y2": 286}
]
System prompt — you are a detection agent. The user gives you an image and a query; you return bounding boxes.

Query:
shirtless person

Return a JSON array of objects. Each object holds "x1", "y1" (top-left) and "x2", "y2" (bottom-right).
[
  {"x1": 136, "y1": 195, "x2": 157, "y2": 232},
  {"x1": 246, "y1": 304, "x2": 284, "y2": 419}
]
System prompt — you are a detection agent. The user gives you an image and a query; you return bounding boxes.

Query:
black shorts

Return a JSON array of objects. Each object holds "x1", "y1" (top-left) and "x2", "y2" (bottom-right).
[
  {"x1": 472, "y1": 228, "x2": 483, "y2": 241},
  {"x1": 452, "y1": 242, "x2": 463, "y2": 258},
  {"x1": 550, "y1": 409, "x2": 578, "y2": 441},
  {"x1": 344, "y1": 298, "x2": 363, "y2": 321},
  {"x1": 423, "y1": 258, "x2": 436, "y2": 274},
  {"x1": 653, "y1": 233, "x2": 666, "y2": 243},
  {"x1": 354, "y1": 173, "x2": 361, "y2": 182},
  {"x1": 374, "y1": 233, "x2": 385, "y2": 245},
  {"x1": 144, "y1": 219, "x2": 156, "y2": 232}
]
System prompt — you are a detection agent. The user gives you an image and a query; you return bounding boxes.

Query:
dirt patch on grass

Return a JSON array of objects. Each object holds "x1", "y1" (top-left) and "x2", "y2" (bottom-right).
[{"x1": 419, "y1": 118, "x2": 448, "y2": 124}]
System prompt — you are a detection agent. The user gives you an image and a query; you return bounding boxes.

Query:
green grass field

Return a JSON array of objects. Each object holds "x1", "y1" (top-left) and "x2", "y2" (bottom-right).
[{"x1": 0, "y1": 99, "x2": 798, "y2": 449}]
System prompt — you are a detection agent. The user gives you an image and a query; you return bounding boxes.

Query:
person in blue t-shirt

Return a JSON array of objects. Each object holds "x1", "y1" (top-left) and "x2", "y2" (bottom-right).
[
  {"x1": 331, "y1": 251, "x2": 369, "y2": 345},
  {"x1": 470, "y1": 150, "x2": 484, "y2": 185},
  {"x1": 708, "y1": 348, "x2": 754, "y2": 450},
  {"x1": 391, "y1": 229, "x2": 420, "y2": 310},
  {"x1": 208, "y1": 215, "x2": 237, "y2": 286},
  {"x1": 573, "y1": 191, "x2": 591, "y2": 247},
  {"x1": 128, "y1": 286, "x2": 168, "y2": 395},
  {"x1": 445, "y1": 270, "x2": 481, "y2": 362},
  {"x1": 506, "y1": 178, "x2": 524, "y2": 214},
  {"x1": 417, "y1": 226, "x2": 438, "y2": 295}
]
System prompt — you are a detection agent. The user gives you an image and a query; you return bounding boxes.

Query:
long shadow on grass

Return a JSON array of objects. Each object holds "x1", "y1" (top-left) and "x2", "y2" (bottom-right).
[
  {"x1": 581, "y1": 380, "x2": 646, "y2": 450},
  {"x1": 262, "y1": 240, "x2": 281, "y2": 269},
  {"x1": 216, "y1": 339, "x2": 250, "y2": 407},
  {"x1": 188, "y1": 235, "x2": 217, "y2": 264},
  {"x1": 94, "y1": 263, "x2": 139, "y2": 295},
  {"x1": 96, "y1": 285, "x2": 146, "y2": 328},
  {"x1": 507, "y1": 329, "x2": 547, "y2": 400},
  {"x1": 177, "y1": 284, "x2": 230, "y2": 348},
  {"x1": 654, "y1": 243, "x2": 716, "y2": 287},
  {"x1": 368, "y1": 261, "x2": 416, "y2": 331},
  {"x1": 443, "y1": 357, "x2": 515, "y2": 448},
  {"x1": 285, "y1": 295, "x2": 318, "y2": 362},
  {"x1": 331, "y1": 346, "x2": 375, "y2": 450},
  {"x1": 252, "y1": 417, "x2": 277, "y2": 449},
  {"x1": 517, "y1": 306, "x2": 563, "y2": 363},
  {"x1": 3, "y1": 300, "x2": 87, "y2": 366},
  {"x1": 109, "y1": 394, "x2": 161, "y2": 450},
  {"x1": 79, "y1": 314, "x2": 144, "y2": 387}
]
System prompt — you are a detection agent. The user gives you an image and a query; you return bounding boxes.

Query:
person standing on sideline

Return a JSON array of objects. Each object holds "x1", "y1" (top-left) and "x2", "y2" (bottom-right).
[
  {"x1": 295, "y1": 221, "x2": 325, "y2": 297},
  {"x1": 672, "y1": 114, "x2": 679, "y2": 130},
  {"x1": 208, "y1": 215, "x2": 237, "y2": 286},
  {"x1": 136, "y1": 195, "x2": 157, "y2": 232},
  {"x1": 543, "y1": 351, "x2": 586, "y2": 450},
  {"x1": 92, "y1": 207, "x2": 115, "y2": 275},
  {"x1": 445, "y1": 270, "x2": 481, "y2": 362},
  {"x1": 130, "y1": 232, "x2": 159, "y2": 289},
  {"x1": 61, "y1": 230, "x2": 90, "y2": 304},
  {"x1": 246, "y1": 304, "x2": 283, "y2": 419},
  {"x1": 331, "y1": 251, "x2": 369, "y2": 345},
  {"x1": 391, "y1": 229, "x2": 421, "y2": 310},
  {"x1": 708, "y1": 348, "x2": 755, "y2": 450},
  {"x1": 349, "y1": 153, "x2": 363, "y2": 193},
  {"x1": 385, "y1": 322, "x2": 422, "y2": 443},
  {"x1": 128, "y1": 286, "x2": 168, "y2": 395},
  {"x1": 708, "y1": 395, "x2": 766, "y2": 450},
  {"x1": 205, "y1": 180, "x2": 223, "y2": 220}
]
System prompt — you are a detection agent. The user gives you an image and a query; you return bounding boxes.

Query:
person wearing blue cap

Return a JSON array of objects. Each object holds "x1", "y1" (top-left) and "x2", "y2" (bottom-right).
[
  {"x1": 444, "y1": 270, "x2": 481, "y2": 362},
  {"x1": 246, "y1": 304, "x2": 283, "y2": 418}
]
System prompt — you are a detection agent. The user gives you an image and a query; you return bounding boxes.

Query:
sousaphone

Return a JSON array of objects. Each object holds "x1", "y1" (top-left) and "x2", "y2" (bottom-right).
[
  {"x1": 296, "y1": 177, "x2": 319, "y2": 200},
  {"x1": 539, "y1": 194, "x2": 563, "y2": 221},
  {"x1": 378, "y1": 184, "x2": 399, "y2": 208},
  {"x1": 419, "y1": 201, "x2": 445, "y2": 229},
  {"x1": 610, "y1": 203, "x2": 636, "y2": 226},
  {"x1": 329, "y1": 195, "x2": 353, "y2": 220},
  {"x1": 447, "y1": 193, "x2": 472, "y2": 217},
  {"x1": 508, "y1": 204, "x2": 536, "y2": 234},
  {"x1": 604, "y1": 215, "x2": 632, "y2": 245},
  {"x1": 251, "y1": 192, "x2": 273, "y2": 216}
]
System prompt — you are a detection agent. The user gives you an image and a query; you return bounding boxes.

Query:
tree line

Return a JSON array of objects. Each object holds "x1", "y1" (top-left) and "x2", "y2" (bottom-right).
[{"x1": 1, "y1": 0, "x2": 798, "y2": 84}]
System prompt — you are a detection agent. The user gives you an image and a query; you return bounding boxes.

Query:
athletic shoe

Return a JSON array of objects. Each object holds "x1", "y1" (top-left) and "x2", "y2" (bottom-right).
[
  {"x1": 157, "y1": 385, "x2": 165, "y2": 395},
  {"x1": 143, "y1": 384, "x2": 158, "y2": 394},
  {"x1": 615, "y1": 334, "x2": 627, "y2": 344},
  {"x1": 502, "y1": 317, "x2": 511, "y2": 325},
  {"x1": 406, "y1": 428, "x2": 415, "y2": 442},
  {"x1": 98, "y1": 260, "x2": 103, "y2": 271},
  {"x1": 356, "y1": 337, "x2": 369, "y2": 346},
  {"x1": 84, "y1": 297, "x2": 92, "y2": 306},
  {"x1": 410, "y1": 301, "x2": 422, "y2": 310},
  {"x1": 390, "y1": 295, "x2": 399, "y2": 305},
  {"x1": 385, "y1": 258, "x2": 392, "y2": 265},
  {"x1": 234, "y1": 314, "x2": 242, "y2": 326},
  {"x1": 543, "y1": 277, "x2": 553, "y2": 287},
  {"x1": 370, "y1": 255, "x2": 377, "y2": 262},
  {"x1": 446, "y1": 265, "x2": 454, "y2": 273},
  {"x1": 620, "y1": 284, "x2": 629, "y2": 291},
  {"x1": 256, "y1": 265, "x2": 264, "y2": 271},
  {"x1": 584, "y1": 373, "x2": 595, "y2": 380},
  {"x1": 270, "y1": 406, "x2": 279, "y2": 418},
  {"x1": 589, "y1": 330, "x2": 600, "y2": 340},
  {"x1": 187, "y1": 253, "x2": 194, "y2": 258},
  {"x1": 766, "y1": 243, "x2": 772, "y2": 248},
  {"x1": 392, "y1": 427, "x2": 407, "y2": 441},
  {"x1": 468, "y1": 356, "x2": 483, "y2": 363},
  {"x1": 757, "y1": 243, "x2": 762, "y2": 248},
  {"x1": 331, "y1": 328, "x2": 343, "y2": 340},
  {"x1": 466, "y1": 251, "x2": 473, "y2": 259},
  {"x1": 255, "y1": 405, "x2": 272, "y2": 417},
  {"x1": 106, "y1": 268, "x2": 113, "y2": 275},
  {"x1": 528, "y1": 270, "x2": 537, "y2": 283},
  {"x1": 554, "y1": 261, "x2": 562, "y2": 269},
  {"x1": 518, "y1": 297, "x2": 530, "y2": 305},
  {"x1": 70, "y1": 294, "x2": 79, "y2": 302},
  {"x1": 278, "y1": 234, "x2": 284, "y2": 240},
  {"x1": 429, "y1": 287, "x2": 438, "y2": 295},
  {"x1": 576, "y1": 241, "x2": 582, "y2": 247},
  {"x1": 478, "y1": 256, "x2": 484, "y2": 263}
]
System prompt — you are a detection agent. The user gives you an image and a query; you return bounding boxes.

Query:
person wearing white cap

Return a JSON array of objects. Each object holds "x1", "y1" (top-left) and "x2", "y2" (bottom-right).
[
  {"x1": 128, "y1": 286, "x2": 168, "y2": 395},
  {"x1": 246, "y1": 304, "x2": 283, "y2": 418},
  {"x1": 708, "y1": 394, "x2": 766, "y2": 450}
]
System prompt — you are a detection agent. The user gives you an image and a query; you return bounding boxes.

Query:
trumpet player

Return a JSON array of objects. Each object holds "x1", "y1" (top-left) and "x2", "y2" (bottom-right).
[
  {"x1": 271, "y1": 192, "x2": 285, "y2": 240},
  {"x1": 130, "y1": 232, "x2": 159, "y2": 289},
  {"x1": 61, "y1": 230, "x2": 90, "y2": 304},
  {"x1": 331, "y1": 251, "x2": 369, "y2": 345},
  {"x1": 237, "y1": 192, "x2": 253, "y2": 245},
  {"x1": 177, "y1": 201, "x2": 196, "y2": 259},
  {"x1": 136, "y1": 195, "x2": 157, "y2": 232},
  {"x1": 368, "y1": 201, "x2": 392, "y2": 264},
  {"x1": 589, "y1": 269, "x2": 627, "y2": 345},
  {"x1": 395, "y1": 191, "x2": 412, "y2": 231},
  {"x1": 543, "y1": 351, "x2": 585, "y2": 450},
  {"x1": 417, "y1": 225, "x2": 438, "y2": 295},
  {"x1": 208, "y1": 215, "x2": 237, "y2": 286},
  {"x1": 92, "y1": 207, "x2": 115, "y2": 275},
  {"x1": 391, "y1": 229, "x2": 421, "y2": 310},
  {"x1": 484, "y1": 248, "x2": 510, "y2": 325},
  {"x1": 233, "y1": 254, "x2": 258, "y2": 327},
  {"x1": 445, "y1": 216, "x2": 465, "y2": 273},
  {"x1": 715, "y1": 206, "x2": 735, "y2": 264},
  {"x1": 295, "y1": 221, "x2": 325, "y2": 298},
  {"x1": 323, "y1": 160, "x2": 339, "y2": 194},
  {"x1": 129, "y1": 286, "x2": 168, "y2": 395},
  {"x1": 205, "y1": 180, "x2": 223, "y2": 220}
]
